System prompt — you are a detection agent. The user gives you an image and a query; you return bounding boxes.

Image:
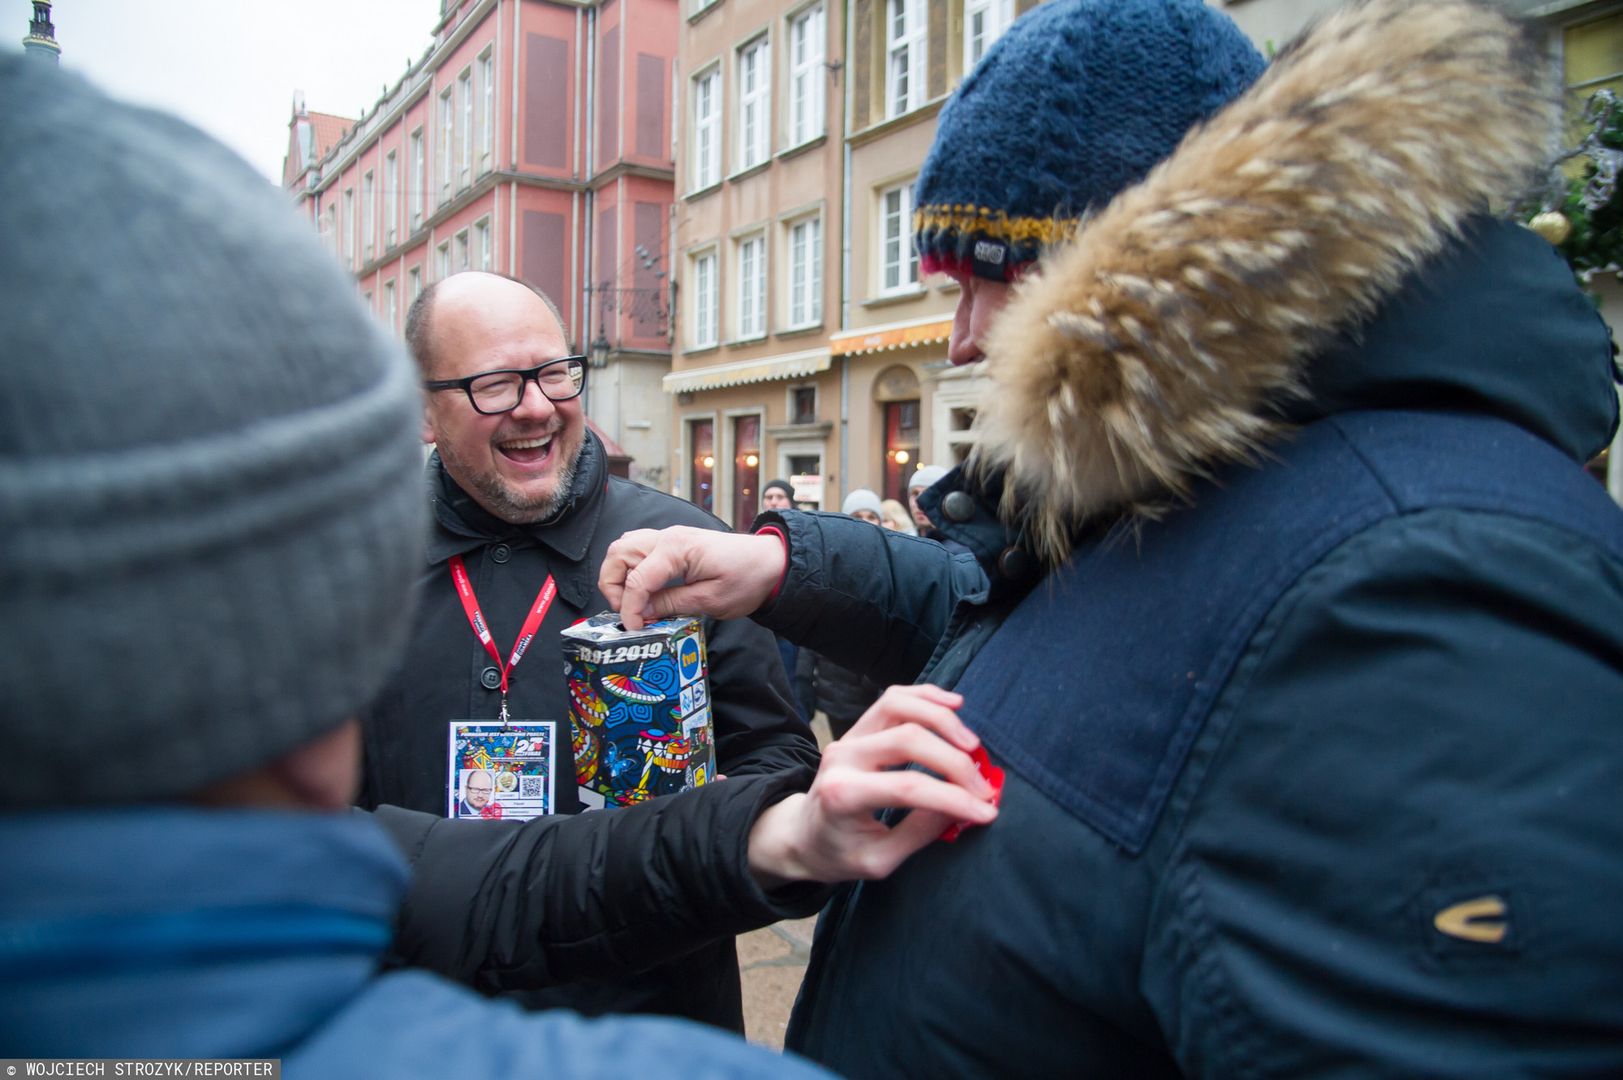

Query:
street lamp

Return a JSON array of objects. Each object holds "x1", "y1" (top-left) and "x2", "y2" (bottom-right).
[{"x1": 589, "y1": 329, "x2": 611, "y2": 369}]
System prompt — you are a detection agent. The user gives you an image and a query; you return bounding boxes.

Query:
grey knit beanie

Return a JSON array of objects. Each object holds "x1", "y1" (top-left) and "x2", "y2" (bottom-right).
[
  {"x1": 907, "y1": 465, "x2": 949, "y2": 493},
  {"x1": 841, "y1": 489, "x2": 884, "y2": 518},
  {"x1": 0, "y1": 57, "x2": 426, "y2": 807}
]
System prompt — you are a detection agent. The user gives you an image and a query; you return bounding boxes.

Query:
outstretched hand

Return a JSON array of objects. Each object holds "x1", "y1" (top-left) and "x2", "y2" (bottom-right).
[
  {"x1": 599, "y1": 526, "x2": 786, "y2": 630},
  {"x1": 746, "y1": 685, "x2": 999, "y2": 888}
]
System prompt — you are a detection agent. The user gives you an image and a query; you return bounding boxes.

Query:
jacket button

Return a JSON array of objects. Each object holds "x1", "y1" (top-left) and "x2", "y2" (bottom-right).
[
  {"x1": 480, "y1": 666, "x2": 502, "y2": 690},
  {"x1": 941, "y1": 491, "x2": 976, "y2": 523},
  {"x1": 997, "y1": 546, "x2": 1038, "y2": 584},
  {"x1": 491, "y1": 544, "x2": 511, "y2": 564}
]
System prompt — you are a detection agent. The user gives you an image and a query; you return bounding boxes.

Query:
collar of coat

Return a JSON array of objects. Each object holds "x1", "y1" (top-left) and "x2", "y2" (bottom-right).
[
  {"x1": 967, "y1": 0, "x2": 1554, "y2": 567},
  {"x1": 426, "y1": 428, "x2": 609, "y2": 568}
]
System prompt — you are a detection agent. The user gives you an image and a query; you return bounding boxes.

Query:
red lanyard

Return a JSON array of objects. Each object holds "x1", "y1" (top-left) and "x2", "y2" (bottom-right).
[{"x1": 449, "y1": 554, "x2": 557, "y2": 724}]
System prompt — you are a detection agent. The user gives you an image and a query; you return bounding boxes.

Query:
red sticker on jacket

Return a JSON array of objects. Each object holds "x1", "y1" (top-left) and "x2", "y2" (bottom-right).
[{"x1": 940, "y1": 744, "x2": 1004, "y2": 842}]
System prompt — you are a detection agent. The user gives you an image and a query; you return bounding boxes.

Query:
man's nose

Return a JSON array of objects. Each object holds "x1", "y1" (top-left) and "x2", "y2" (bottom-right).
[
  {"x1": 947, "y1": 290, "x2": 981, "y2": 365},
  {"x1": 510, "y1": 374, "x2": 558, "y2": 421}
]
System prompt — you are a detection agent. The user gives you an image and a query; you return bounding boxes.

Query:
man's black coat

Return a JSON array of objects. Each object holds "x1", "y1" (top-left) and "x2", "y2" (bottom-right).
[{"x1": 361, "y1": 433, "x2": 818, "y2": 1029}]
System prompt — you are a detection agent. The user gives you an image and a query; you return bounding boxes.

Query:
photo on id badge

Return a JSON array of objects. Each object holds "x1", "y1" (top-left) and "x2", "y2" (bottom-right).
[{"x1": 448, "y1": 721, "x2": 556, "y2": 819}]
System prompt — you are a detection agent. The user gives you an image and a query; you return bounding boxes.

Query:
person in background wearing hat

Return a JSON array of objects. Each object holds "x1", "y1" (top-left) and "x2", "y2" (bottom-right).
[
  {"x1": 840, "y1": 488, "x2": 884, "y2": 525},
  {"x1": 0, "y1": 54, "x2": 999, "y2": 1068},
  {"x1": 905, "y1": 465, "x2": 970, "y2": 554},
  {"x1": 363, "y1": 268, "x2": 818, "y2": 1031},
  {"x1": 904, "y1": 465, "x2": 945, "y2": 530},
  {"x1": 762, "y1": 478, "x2": 796, "y2": 512},
  {"x1": 601, "y1": 0, "x2": 1623, "y2": 1073}
]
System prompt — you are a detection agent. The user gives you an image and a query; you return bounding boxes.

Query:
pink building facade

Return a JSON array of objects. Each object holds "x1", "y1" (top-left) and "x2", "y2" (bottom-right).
[{"x1": 284, "y1": 0, "x2": 679, "y2": 486}]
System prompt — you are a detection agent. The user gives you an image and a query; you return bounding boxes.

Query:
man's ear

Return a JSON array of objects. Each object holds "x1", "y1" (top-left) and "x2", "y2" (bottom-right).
[
  {"x1": 186, "y1": 719, "x2": 361, "y2": 811},
  {"x1": 422, "y1": 405, "x2": 437, "y2": 445},
  {"x1": 268, "y1": 719, "x2": 363, "y2": 811}
]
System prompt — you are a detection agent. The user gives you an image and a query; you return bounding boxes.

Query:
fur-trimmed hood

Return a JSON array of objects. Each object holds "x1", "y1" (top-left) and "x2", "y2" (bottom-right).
[{"x1": 968, "y1": 0, "x2": 1614, "y2": 566}]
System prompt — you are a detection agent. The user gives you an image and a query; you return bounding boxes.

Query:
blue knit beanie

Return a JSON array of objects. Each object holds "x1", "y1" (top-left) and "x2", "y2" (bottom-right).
[{"x1": 915, "y1": 0, "x2": 1265, "y2": 281}]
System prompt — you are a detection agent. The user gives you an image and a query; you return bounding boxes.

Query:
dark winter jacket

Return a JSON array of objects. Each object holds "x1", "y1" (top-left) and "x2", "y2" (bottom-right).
[
  {"x1": 917, "y1": 524, "x2": 974, "y2": 558},
  {"x1": 0, "y1": 809, "x2": 832, "y2": 1079},
  {"x1": 777, "y1": 636, "x2": 815, "y2": 722},
  {"x1": 757, "y1": 6, "x2": 1623, "y2": 1076},
  {"x1": 795, "y1": 647, "x2": 883, "y2": 738},
  {"x1": 360, "y1": 431, "x2": 819, "y2": 1029},
  {"x1": 379, "y1": 769, "x2": 828, "y2": 990}
]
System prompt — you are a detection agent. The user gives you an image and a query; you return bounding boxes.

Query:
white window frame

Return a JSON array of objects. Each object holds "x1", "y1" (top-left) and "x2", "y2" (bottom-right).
[
  {"x1": 690, "y1": 248, "x2": 719, "y2": 349},
  {"x1": 964, "y1": 0, "x2": 1013, "y2": 71},
  {"x1": 384, "y1": 279, "x2": 397, "y2": 332},
  {"x1": 479, "y1": 48, "x2": 495, "y2": 174},
  {"x1": 409, "y1": 266, "x2": 423, "y2": 301},
  {"x1": 456, "y1": 228, "x2": 471, "y2": 272},
  {"x1": 787, "y1": 383, "x2": 819, "y2": 424},
  {"x1": 342, "y1": 187, "x2": 355, "y2": 265},
  {"x1": 736, "y1": 38, "x2": 771, "y2": 172},
  {"x1": 409, "y1": 128, "x2": 425, "y2": 230},
  {"x1": 787, "y1": 5, "x2": 826, "y2": 147},
  {"x1": 885, "y1": 0, "x2": 926, "y2": 118},
  {"x1": 785, "y1": 214, "x2": 822, "y2": 329},
  {"x1": 776, "y1": 434, "x2": 827, "y2": 509},
  {"x1": 735, "y1": 231, "x2": 767, "y2": 340},
  {"x1": 458, "y1": 68, "x2": 474, "y2": 188},
  {"x1": 436, "y1": 241, "x2": 451, "y2": 281},
  {"x1": 438, "y1": 90, "x2": 454, "y2": 201},
  {"x1": 362, "y1": 170, "x2": 375, "y2": 261},
  {"x1": 879, "y1": 181, "x2": 920, "y2": 295},
  {"x1": 474, "y1": 217, "x2": 492, "y2": 271},
  {"x1": 385, "y1": 151, "x2": 399, "y2": 249},
  {"x1": 691, "y1": 66, "x2": 721, "y2": 190}
]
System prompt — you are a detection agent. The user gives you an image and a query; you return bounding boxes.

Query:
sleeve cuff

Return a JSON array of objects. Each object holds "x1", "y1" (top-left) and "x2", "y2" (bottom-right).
[{"x1": 754, "y1": 525, "x2": 791, "y2": 601}]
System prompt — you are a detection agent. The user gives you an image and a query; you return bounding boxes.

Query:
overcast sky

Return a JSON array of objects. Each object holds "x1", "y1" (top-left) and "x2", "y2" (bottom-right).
[{"x1": 4, "y1": 0, "x2": 444, "y2": 182}]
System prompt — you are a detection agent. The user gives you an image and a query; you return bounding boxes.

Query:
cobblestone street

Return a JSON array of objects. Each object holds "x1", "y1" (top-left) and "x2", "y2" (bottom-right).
[
  {"x1": 739, "y1": 916, "x2": 819, "y2": 1050},
  {"x1": 739, "y1": 713, "x2": 829, "y2": 1050}
]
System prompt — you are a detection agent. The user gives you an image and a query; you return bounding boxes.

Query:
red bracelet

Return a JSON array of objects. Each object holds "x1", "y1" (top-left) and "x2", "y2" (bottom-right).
[{"x1": 755, "y1": 526, "x2": 790, "y2": 599}]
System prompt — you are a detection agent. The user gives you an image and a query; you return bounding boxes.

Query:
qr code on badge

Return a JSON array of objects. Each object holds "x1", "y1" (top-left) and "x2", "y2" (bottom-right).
[{"x1": 520, "y1": 776, "x2": 545, "y2": 798}]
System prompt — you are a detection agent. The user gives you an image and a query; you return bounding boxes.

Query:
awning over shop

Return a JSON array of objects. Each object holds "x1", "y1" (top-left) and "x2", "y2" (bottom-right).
[
  {"x1": 829, "y1": 317, "x2": 953, "y2": 357},
  {"x1": 663, "y1": 348, "x2": 832, "y2": 394}
]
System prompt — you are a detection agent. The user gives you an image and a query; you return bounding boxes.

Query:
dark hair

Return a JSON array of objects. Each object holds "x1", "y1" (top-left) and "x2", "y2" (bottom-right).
[{"x1": 404, "y1": 271, "x2": 570, "y2": 376}]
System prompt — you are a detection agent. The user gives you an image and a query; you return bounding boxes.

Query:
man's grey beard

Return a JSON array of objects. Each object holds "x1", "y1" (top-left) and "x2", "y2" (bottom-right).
[{"x1": 446, "y1": 435, "x2": 583, "y2": 525}]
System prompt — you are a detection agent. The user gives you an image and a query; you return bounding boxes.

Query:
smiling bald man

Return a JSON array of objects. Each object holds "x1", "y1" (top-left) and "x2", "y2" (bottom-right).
[{"x1": 360, "y1": 271, "x2": 818, "y2": 1030}]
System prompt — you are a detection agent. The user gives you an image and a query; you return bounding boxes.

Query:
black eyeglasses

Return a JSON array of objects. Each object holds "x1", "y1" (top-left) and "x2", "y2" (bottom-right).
[{"x1": 424, "y1": 355, "x2": 587, "y2": 415}]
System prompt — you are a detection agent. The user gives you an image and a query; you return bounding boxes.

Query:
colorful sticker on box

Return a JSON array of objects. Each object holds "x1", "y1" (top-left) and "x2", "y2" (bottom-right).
[{"x1": 562, "y1": 613, "x2": 716, "y2": 809}]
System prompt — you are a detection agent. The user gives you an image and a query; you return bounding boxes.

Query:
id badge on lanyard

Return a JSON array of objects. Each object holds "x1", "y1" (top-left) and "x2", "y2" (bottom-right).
[
  {"x1": 448, "y1": 720, "x2": 556, "y2": 820},
  {"x1": 444, "y1": 554, "x2": 559, "y2": 820}
]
